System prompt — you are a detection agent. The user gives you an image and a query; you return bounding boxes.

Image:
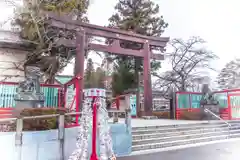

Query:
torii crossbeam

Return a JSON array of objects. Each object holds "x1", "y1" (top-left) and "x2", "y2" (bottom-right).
[{"x1": 46, "y1": 12, "x2": 169, "y2": 116}]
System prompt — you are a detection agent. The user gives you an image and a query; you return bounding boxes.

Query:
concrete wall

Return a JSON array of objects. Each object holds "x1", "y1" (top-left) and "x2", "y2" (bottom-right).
[
  {"x1": 0, "y1": 30, "x2": 29, "y2": 82},
  {"x1": 0, "y1": 124, "x2": 132, "y2": 160},
  {"x1": 0, "y1": 48, "x2": 27, "y2": 82}
]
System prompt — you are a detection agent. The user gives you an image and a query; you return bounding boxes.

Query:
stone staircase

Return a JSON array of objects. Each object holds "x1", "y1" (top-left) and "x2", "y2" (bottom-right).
[{"x1": 132, "y1": 121, "x2": 240, "y2": 151}]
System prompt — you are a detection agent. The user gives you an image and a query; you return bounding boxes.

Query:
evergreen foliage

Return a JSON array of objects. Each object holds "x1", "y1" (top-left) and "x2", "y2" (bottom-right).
[
  {"x1": 84, "y1": 58, "x2": 105, "y2": 88},
  {"x1": 111, "y1": 63, "x2": 135, "y2": 96},
  {"x1": 108, "y1": 0, "x2": 168, "y2": 94},
  {"x1": 109, "y1": 0, "x2": 168, "y2": 36},
  {"x1": 84, "y1": 58, "x2": 95, "y2": 88},
  {"x1": 217, "y1": 59, "x2": 240, "y2": 89}
]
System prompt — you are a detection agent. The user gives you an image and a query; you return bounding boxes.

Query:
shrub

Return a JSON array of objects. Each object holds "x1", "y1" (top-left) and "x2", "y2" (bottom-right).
[{"x1": 8, "y1": 108, "x2": 73, "y2": 131}]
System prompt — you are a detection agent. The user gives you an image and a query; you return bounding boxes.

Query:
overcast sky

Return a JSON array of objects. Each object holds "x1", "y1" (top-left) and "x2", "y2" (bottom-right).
[{"x1": 0, "y1": 0, "x2": 239, "y2": 80}]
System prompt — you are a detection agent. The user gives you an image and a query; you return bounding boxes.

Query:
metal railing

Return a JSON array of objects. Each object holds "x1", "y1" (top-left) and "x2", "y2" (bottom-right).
[
  {"x1": 0, "y1": 112, "x2": 73, "y2": 160},
  {"x1": 0, "y1": 110, "x2": 131, "y2": 160},
  {"x1": 204, "y1": 108, "x2": 231, "y2": 127}
]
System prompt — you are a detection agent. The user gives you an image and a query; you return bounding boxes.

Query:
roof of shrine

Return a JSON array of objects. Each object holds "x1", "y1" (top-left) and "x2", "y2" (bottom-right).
[{"x1": 0, "y1": 30, "x2": 32, "y2": 50}]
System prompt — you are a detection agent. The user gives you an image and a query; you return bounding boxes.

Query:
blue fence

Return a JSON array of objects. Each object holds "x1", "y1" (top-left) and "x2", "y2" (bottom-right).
[{"x1": 0, "y1": 82, "x2": 63, "y2": 108}]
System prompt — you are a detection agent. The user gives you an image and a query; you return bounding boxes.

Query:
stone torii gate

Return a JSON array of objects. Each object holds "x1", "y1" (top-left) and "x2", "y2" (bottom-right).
[{"x1": 47, "y1": 13, "x2": 169, "y2": 116}]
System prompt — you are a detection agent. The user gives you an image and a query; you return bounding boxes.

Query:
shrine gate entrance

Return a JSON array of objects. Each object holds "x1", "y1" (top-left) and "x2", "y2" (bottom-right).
[{"x1": 47, "y1": 12, "x2": 169, "y2": 116}]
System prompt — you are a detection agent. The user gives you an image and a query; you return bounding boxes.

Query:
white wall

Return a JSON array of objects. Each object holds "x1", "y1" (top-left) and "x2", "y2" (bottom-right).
[
  {"x1": 0, "y1": 48, "x2": 27, "y2": 82},
  {"x1": 0, "y1": 124, "x2": 131, "y2": 160}
]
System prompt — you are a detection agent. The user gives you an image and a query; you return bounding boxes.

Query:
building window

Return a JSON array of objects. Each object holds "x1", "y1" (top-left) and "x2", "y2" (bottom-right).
[{"x1": 153, "y1": 98, "x2": 170, "y2": 111}]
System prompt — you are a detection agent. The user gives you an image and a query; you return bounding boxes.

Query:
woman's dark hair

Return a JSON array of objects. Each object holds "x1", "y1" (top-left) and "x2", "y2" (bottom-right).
[{"x1": 106, "y1": 98, "x2": 111, "y2": 110}]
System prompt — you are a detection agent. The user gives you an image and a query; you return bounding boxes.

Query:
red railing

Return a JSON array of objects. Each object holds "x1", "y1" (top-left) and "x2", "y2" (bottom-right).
[
  {"x1": 63, "y1": 75, "x2": 82, "y2": 127},
  {"x1": 0, "y1": 108, "x2": 13, "y2": 118}
]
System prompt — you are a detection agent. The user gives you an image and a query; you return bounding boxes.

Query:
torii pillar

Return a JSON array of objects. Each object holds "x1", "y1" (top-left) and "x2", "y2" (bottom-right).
[
  {"x1": 143, "y1": 41, "x2": 152, "y2": 115},
  {"x1": 75, "y1": 39, "x2": 153, "y2": 115}
]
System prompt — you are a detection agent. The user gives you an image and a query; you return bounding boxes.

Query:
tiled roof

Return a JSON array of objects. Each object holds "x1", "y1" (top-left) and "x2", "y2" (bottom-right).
[
  {"x1": 0, "y1": 30, "x2": 32, "y2": 50},
  {"x1": 0, "y1": 30, "x2": 23, "y2": 43}
]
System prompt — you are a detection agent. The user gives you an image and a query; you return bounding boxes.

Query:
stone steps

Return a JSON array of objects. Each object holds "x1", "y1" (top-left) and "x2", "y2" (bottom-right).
[
  {"x1": 132, "y1": 123, "x2": 229, "y2": 135},
  {"x1": 132, "y1": 121, "x2": 240, "y2": 152},
  {"x1": 133, "y1": 127, "x2": 229, "y2": 140},
  {"x1": 133, "y1": 129, "x2": 240, "y2": 145},
  {"x1": 132, "y1": 132, "x2": 240, "y2": 151},
  {"x1": 132, "y1": 121, "x2": 240, "y2": 130}
]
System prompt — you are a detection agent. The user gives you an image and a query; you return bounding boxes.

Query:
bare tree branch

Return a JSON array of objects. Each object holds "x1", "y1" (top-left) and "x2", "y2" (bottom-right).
[{"x1": 153, "y1": 36, "x2": 218, "y2": 92}]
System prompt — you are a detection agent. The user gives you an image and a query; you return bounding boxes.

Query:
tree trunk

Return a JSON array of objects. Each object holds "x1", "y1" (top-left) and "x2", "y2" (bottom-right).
[
  {"x1": 180, "y1": 79, "x2": 186, "y2": 91},
  {"x1": 48, "y1": 75, "x2": 55, "y2": 84}
]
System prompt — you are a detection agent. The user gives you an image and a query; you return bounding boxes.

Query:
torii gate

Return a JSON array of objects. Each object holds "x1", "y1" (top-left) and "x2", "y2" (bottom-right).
[{"x1": 47, "y1": 13, "x2": 169, "y2": 116}]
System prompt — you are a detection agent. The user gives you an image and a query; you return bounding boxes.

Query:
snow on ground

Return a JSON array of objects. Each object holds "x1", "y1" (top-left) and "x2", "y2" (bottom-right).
[{"x1": 108, "y1": 118, "x2": 212, "y2": 127}]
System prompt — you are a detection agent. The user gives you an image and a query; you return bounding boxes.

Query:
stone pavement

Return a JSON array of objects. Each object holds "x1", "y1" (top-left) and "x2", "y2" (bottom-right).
[
  {"x1": 108, "y1": 118, "x2": 215, "y2": 127},
  {"x1": 129, "y1": 119, "x2": 205, "y2": 127},
  {"x1": 118, "y1": 139, "x2": 240, "y2": 160}
]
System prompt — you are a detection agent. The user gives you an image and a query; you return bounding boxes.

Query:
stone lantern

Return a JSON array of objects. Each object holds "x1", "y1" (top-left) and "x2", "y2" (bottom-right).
[{"x1": 13, "y1": 66, "x2": 44, "y2": 117}]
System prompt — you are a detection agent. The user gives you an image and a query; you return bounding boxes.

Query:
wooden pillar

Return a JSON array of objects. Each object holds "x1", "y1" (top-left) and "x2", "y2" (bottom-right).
[
  {"x1": 143, "y1": 42, "x2": 152, "y2": 115},
  {"x1": 75, "y1": 31, "x2": 86, "y2": 110},
  {"x1": 116, "y1": 95, "x2": 120, "y2": 110},
  {"x1": 135, "y1": 58, "x2": 141, "y2": 117}
]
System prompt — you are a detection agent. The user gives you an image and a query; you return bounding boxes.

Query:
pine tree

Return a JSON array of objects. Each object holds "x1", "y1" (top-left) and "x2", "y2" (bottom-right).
[
  {"x1": 95, "y1": 67, "x2": 106, "y2": 88},
  {"x1": 12, "y1": 0, "x2": 89, "y2": 81},
  {"x1": 84, "y1": 58, "x2": 95, "y2": 88},
  {"x1": 112, "y1": 63, "x2": 135, "y2": 96},
  {"x1": 109, "y1": 0, "x2": 168, "y2": 36},
  {"x1": 217, "y1": 59, "x2": 240, "y2": 89},
  {"x1": 108, "y1": 0, "x2": 168, "y2": 94},
  {"x1": 84, "y1": 60, "x2": 106, "y2": 88}
]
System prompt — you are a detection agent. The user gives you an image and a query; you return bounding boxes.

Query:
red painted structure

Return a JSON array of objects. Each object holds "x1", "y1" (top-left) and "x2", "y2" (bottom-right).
[
  {"x1": 46, "y1": 12, "x2": 169, "y2": 116},
  {"x1": 0, "y1": 108, "x2": 13, "y2": 119},
  {"x1": 215, "y1": 89, "x2": 240, "y2": 120},
  {"x1": 175, "y1": 91, "x2": 201, "y2": 120},
  {"x1": 90, "y1": 97, "x2": 98, "y2": 160},
  {"x1": 0, "y1": 76, "x2": 83, "y2": 127},
  {"x1": 63, "y1": 75, "x2": 82, "y2": 127},
  {"x1": 175, "y1": 89, "x2": 240, "y2": 120}
]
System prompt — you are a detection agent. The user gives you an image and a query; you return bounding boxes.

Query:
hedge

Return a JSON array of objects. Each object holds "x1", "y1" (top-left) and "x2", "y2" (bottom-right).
[{"x1": 2, "y1": 108, "x2": 74, "y2": 132}]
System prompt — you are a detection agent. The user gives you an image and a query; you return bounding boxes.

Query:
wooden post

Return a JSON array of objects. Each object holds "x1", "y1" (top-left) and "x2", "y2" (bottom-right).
[
  {"x1": 143, "y1": 41, "x2": 152, "y2": 115},
  {"x1": 135, "y1": 58, "x2": 141, "y2": 117},
  {"x1": 58, "y1": 114, "x2": 65, "y2": 160},
  {"x1": 116, "y1": 95, "x2": 120, "y2": 110},
  {"x1": 75, "y1": 31, "x2": 86, "y2": 110},
  {"x1": 15, "y1": 118, "x2": 23, "y2": 160},
  {"x1": 125, "y1": 108, "x2": 131, "y2": 133}
]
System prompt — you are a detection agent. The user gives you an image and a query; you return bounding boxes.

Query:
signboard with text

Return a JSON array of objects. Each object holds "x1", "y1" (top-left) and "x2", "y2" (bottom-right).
[{"x1": 65, "y1": 88, "x2": 76, "y2": 111}]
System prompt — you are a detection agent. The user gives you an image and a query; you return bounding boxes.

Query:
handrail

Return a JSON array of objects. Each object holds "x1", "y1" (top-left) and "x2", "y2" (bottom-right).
[
  {"x1": 0, "y1": 110, "x2": 130, "y2": 124},
  {"x1": 204, "y1": 108, "x2": 231, "y2": 127},
  {"x1": 0, "y1": 109, "x2": 131, "y2": 160}
]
